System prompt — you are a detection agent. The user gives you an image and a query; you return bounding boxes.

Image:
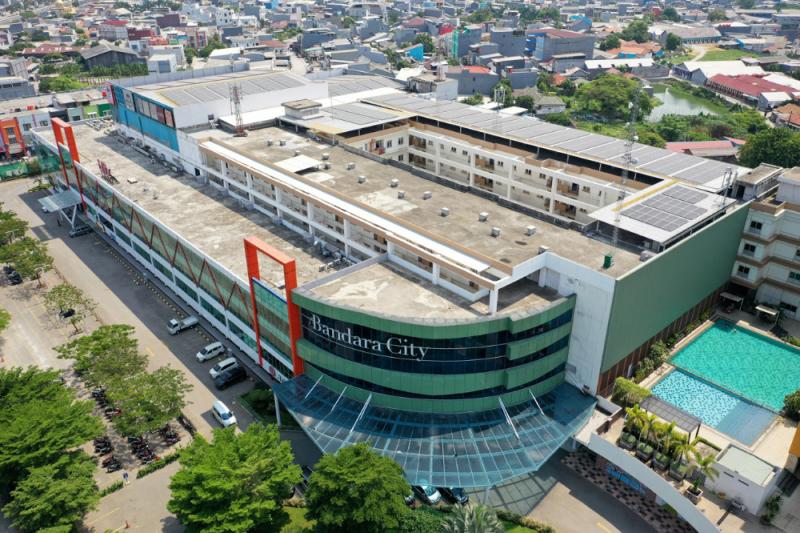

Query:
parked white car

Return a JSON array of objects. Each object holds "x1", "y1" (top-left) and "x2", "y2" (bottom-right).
[
  {"x1": 196, "y1": 341, "x2": 225, "y2": 362},
  {"x1": 211, "y1": 400, "x2": 237, "y2": 428},
  {"x1": 209, "y1": 357, "x2": 239, "y2": 379}
]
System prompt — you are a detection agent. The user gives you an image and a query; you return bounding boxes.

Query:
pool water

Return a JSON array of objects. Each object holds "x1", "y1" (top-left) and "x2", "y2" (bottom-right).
[
  {"x1": 651, "y1": 370, "x2": 775, "y2": 445},
  {"x1": 670, "y1": 321, "x2": 800, "y2": 411}
]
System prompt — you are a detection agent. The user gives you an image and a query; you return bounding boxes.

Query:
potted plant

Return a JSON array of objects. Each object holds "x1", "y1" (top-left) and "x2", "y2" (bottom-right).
[
  {"x1": 636, "y1": 441, "x2": 654, "y2": 462},
  {"x1": 760, "y1": 493, "x2": 782, "y2": 525},
  {"x1": 686, "y1": 478, "x2": 703, "y2": 504},
  {"x1": 619, "y1": 431, "x2": 637, "y2": 450},
  {"x1": 653, "y1": 451, "x2": 670, "y2": 471}
]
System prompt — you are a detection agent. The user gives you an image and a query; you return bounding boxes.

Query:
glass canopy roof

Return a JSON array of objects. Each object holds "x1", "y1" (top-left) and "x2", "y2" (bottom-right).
[{"x1": 273, "y1": 376, "x2": 596, "y2": 488}]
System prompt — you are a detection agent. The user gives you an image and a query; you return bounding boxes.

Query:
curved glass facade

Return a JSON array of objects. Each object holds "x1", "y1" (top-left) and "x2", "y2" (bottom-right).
[{"x1": 300, "y1": 309, "x2": 572, "y2": 374}]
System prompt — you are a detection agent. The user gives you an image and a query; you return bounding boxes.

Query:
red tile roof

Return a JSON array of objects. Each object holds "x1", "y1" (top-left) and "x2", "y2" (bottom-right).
[
  {"x1": 102, "y1": 19, "x2": 128, "y2": 26},
  {"x1": 666, "y1": 140, "x2": 736, "y2": 152},
  {"x1": 708, "y1": 74, "x2": 796, "y2": 98},
  {"x1": 462, "y1": 65, "x2": 491, "y2": 74}
]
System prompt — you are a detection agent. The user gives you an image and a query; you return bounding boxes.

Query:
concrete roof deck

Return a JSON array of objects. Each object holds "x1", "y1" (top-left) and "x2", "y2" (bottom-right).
[
  {"x1": 204, "y1": 127, "x2": 642, "y2": 277},
  {"x1": 303, "y1": 260, "x2": 562, "y2": 320},
  {"x1": 39, "y1": 124, "x2": 340, "y2": 293}
]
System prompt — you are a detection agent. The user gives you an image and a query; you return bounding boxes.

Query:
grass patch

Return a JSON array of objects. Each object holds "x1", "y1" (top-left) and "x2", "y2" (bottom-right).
[
  {"x1": 136, "y1": 450, "x2": 181, "y2": 479},
  {"x1": 701, "y1": 48, "x2": 758, "y2": 61},
  {"x1": 283, "y1": 506, "x2": 314, "y2": 532},
  {"x1": 665, "y1": 52, "x2": 696, "y2": 65}
]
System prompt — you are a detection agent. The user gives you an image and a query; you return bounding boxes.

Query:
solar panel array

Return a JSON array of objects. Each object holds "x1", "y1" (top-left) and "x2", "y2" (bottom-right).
[
  {"x1": 363, "y1": 94, "x2": 748, "y2": 188},
  {"x1": 623, "y1": 186, "x2": 711, "y2": 232},
  {"x1": 329, "y1": 103, "x2": 396, "y2": 125},
  {"x1": 156, "y1": 72, "x2": 307, "y2": 106}
]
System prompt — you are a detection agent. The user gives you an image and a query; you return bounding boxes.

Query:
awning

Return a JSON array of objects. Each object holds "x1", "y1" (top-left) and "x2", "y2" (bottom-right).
[
  {"x1": 720, "y1": 292, "x2": 743, "y2": 304},
  {"x1": 38, "y1": 189, "x2": 82, "y2": 212},
  {"x1": 276, "y1": 154, "x2": 321, "y2": 174},
  {"x1": 274, "y1": 376, "x2": 596, "y2": 488},
  {"x1": 755, "y1": 304, "x2": 779, "y2": 317},
  {"x1": 641, "y1": 396, "x2": 702, "y2": 438}
]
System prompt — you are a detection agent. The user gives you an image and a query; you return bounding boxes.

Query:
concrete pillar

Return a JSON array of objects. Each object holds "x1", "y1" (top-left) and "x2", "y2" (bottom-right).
[
  {"x1": 489, "y1": 288, "x2": 499, "y2": 315},
  {"x1": 274, "y1": 390, "x2": 282, "y2": 427},
  {"x1": 432, "y1": 263, "x2": 440, "y2": 286}
]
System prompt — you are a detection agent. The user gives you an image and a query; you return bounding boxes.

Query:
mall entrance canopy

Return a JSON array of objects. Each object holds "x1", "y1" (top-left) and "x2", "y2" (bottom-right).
[
  {"x1": 38, "y1": 189, "x2": 83, "y2": 228},
  {"x1": 273, "y1": 377, "x2": 596, "y2": 489}
]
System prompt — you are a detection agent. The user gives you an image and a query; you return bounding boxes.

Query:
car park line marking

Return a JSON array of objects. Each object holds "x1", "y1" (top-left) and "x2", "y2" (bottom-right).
[
  {"x1": 86, "y1": 507, "x2": 120, "y2": 526},
  {"x1": 596, "y1": 521, "x2": 614, "y2": 533}
]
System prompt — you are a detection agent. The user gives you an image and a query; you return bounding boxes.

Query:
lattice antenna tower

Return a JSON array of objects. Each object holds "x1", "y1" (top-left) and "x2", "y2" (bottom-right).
[
  {"x1": 611, "y1": 83, "x2": 642, "y2": 254},
  {"x1": 230, "y1": 83, "x2": 247, "y2": 137}
]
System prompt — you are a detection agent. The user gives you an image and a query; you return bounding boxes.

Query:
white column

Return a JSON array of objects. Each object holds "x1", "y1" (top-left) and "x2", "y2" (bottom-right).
[
  {"x1": 489, "y1": 288, "x2": 499, "y2": 315},
  {"x1": 432, "y1": 262, "x2": 441, "y2": 286}
]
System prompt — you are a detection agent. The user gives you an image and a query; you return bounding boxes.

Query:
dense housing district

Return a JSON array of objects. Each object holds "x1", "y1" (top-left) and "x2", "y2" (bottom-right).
[{"x1": 2, "y1": 0, "x2": 800, "y2": 531}]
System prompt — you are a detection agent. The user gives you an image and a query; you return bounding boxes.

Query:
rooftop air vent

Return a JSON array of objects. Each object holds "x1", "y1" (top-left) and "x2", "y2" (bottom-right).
[
  {"x1": 440, "y1": 207, "x2": 450, "y2": 217},
  {"x1": 357, "y1": 175, "x2": 366, "y2": 184},
  {"x1": 321, "y1": 153, "x2": 330, "y2": 160},
  {"x1": 294, "y1": 149, "x2": 301, "y2": 156},
  {"x1": 478, "y1": 212, "x2": 489, "y2": 222},
  {"x1": 640, "y1": 250, "x2": 655, "y2": 262},
  {"x1": 266, "y1": 139, "x2": 273, "y2": 147},
  {"x1": 526, "y1": 225, "x2": 536, "y2": 236},
  {"x1": 422, "y1": 191, "x2": 432, "y2": 200},
  {"x1": 490, "y1": 227, "x2": 501, "y2": 237},
  {"x1": 347, "y1": 162, "x2": 355, "y2": 170},
  {"x1": 538, "y1": 245, "x2": 549, "y2": 255},
  {"x1": 279, "y1": 139, "x2": 286, "y2": 147},
  {"x1": 390, "y1": 179, "x2": 399, "y2": 188},
  {"x1": 323, "y1": 162, "x2": 331, "y2": 170},
  {"x1": 397, "y1": 190, "x2": 406, "y2": 199}
]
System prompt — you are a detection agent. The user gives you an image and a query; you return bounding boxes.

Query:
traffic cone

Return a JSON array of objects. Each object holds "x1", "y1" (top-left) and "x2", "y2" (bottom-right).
[{"x1": 125, "y1": 520, "x2": 130, "y2": 529}]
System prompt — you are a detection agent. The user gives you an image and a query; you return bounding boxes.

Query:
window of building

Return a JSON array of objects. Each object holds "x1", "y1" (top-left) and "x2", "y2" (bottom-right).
[
  {"x1": 780, "y1": 302, "x2": 798, "y2": 314},
  {"x1": 582, "y1": 186, "x2": 590, "y2": 193},
  {"x1": 743, "y1": 243, "x2": 757, "y2": 255},
  {"x1": 398, "y1": 155, "x2": 404, "y2": 162},
  {"x1": 737, "y1": 265, "x2": 750, "y2": 276},
  {"x1": 525, "y1": 169, "x2": 532, "y2": 176},
  {"x1": 790, "y1": 271, "x2": 800, "y2": 283},
  {"x1": 749, "y1": 221, "x2": 763, "y2": 232},
  {"x1": 386, "y1": 140, "x2": 392, "y2": 148},
  {"x1": 175, "y1": 276, "x2": 198, "y2": 301},
  {"x1": 451, "y1": 147, "x2": 456, "y2": 153},
  {"x1": 497, "y1": 161, "x2": 503, "y2": 168},
  {"x1": 398, "y1": 137, "x2": 404, "y2": 145},
  {"x1": 539, "y1": 173, "x2": 546, "y2": 180},
  {"x1": 462, "y1": 150, "x2": 468, "y2": 156}
]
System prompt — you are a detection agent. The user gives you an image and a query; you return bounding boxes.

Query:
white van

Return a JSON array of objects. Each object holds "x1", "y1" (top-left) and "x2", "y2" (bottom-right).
[
  {"x1": 196, "y1": 341, "x2": 225, "y2": 362},
  {"x1": 209, "y1": 356, "x2": 239, "y2": 379},
  {"x1": 211, "y1": 400, "x2": 237, "y2": 428}
]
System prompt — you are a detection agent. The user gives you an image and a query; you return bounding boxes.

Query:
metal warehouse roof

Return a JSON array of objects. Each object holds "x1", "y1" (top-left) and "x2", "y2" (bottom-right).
[{"x1": 363, "y1": 94, "x2": 749, "y2": 192}]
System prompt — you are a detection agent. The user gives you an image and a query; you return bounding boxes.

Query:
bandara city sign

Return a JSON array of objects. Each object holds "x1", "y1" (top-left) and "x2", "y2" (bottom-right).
[{"x1": 307, "y1": 313, "x2": 430, "y2": 360}]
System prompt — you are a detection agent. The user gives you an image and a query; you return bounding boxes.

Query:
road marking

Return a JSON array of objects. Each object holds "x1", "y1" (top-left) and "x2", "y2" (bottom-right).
[
  {"x1": 596, "y1": 521, "x2": 614, "y2": 533},
  {"x1": 145, "y1": 347, "x2": 155, "y2": 358},
  {"x1": 86, "y1": 507, "x2": 120, "y2": 526}
]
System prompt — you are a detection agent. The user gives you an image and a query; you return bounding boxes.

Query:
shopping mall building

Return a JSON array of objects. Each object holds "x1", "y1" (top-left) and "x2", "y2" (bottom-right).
[{"x1": 32, "y1": 67, "x2": 782, "y2": 490}]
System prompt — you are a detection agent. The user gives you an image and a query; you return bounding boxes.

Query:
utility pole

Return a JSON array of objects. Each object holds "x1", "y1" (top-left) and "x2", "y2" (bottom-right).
[{"x1": 229, "y1": 83, "x2": 246, "y2": 138}]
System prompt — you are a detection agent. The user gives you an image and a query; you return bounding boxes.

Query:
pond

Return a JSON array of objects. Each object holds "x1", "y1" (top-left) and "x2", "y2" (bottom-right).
[{"x1": 647, "y1": 84, "x2": 725, "y2": 122}]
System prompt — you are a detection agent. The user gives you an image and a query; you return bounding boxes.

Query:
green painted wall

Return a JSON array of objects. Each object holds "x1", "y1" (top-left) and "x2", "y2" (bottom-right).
[{"x1": 601, "y1": 205, "x2": 750, "y2": 372}]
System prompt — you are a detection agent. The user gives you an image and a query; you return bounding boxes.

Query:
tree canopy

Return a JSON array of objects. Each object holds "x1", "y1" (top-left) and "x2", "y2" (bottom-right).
[
  {"x1": 0, "y1": 307, "x2": 9, "y2": 335},
  {"x1": 0, "y1": 203, "x2": 29, "y2": 245},
  {"x1": 0, "y1": 367, "x2": 102, "y2": 490},
  {"x1": 168, "y1": 424, "x2": 300, "y2": 533},
  {"x1": 660, "y1": 7, "x2": 681, "y2": 22},
  {"x1": 739, "y1": 128, "x2": 800, "y2": 168},
  {"x1": 665, "y1": 33, "x2": 681, "y2": 51},
  {"x1": 413, "y1": 33, "x2": 434, "y2": 54},
  {"x1": 598, "y1": 33, "x2": 620, "y2": 51},
  {"x1": 305, "y1": 443, "x2": 410, "y2": 533},
  {"x1": 43, "y1": 283, "x2": 97, "y2": 333},
  {"x1": 55, "y1": 324, "x2": 146, "y2": 386},
  {"x1": 443, "y1": 504, "x2": 504, "y2": 533},
  {"x1": 573, "y1": 74, "x2": 654, "y2": 121},
  {"x1": 620, "y1": 19, "x2": 650, "y2": 43},
  {"x1": 2, "y1": 452, "x2": 99, "y2": 532},
  {"x1": 0, "y1": 236, "x2": 54, "y2": 281}
]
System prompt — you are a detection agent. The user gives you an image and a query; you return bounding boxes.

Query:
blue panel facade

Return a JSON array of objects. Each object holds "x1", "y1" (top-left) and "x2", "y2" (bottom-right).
[{"x1": 112, "y1": 85, "x2": 179, "y2": 152}]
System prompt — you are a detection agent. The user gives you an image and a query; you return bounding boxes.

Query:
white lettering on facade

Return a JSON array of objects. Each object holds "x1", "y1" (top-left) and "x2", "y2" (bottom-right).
[{"x1": 308, "y1": 314, "x2": 430, "y2": 360}]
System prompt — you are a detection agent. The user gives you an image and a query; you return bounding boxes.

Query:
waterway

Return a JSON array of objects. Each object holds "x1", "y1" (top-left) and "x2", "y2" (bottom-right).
[{"x1": 647, "y1": 84, "x2": 725, "y2": 122}]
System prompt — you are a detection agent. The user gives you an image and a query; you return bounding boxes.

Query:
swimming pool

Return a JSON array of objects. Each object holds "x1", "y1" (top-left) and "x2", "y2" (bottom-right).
[
  {"x1": 651, "y1": 370, "x2": 775, "y2": 445},
  {"x1": 669, "y1": 321, "x2": 800, "y2": 412}
]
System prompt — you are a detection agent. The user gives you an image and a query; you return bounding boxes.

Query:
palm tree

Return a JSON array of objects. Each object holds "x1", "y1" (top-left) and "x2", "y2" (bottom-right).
[
  {"x1": 640, "y1": 412, "x2": 658, "y2": 445},
  {"x1": 672, "y1": 438, "x2": 697, "y2": 465},
  {"x1": 692, "y1": 451, "x2": 719, "y2": 486},
  {"x1": 443, "y1": 504, "x2": 505, "y2": 533},
  {"x1": 625, "y1": 404, "x2": 646, "y2": 436},
  {"x1": 659, "y1": 421, "x2": 677, "y2": 452}
]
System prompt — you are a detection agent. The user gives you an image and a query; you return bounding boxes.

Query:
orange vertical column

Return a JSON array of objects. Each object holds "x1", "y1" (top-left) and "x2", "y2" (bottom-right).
[{"x1": 244, "y1": 240, "x2": 265, "y2": 367}]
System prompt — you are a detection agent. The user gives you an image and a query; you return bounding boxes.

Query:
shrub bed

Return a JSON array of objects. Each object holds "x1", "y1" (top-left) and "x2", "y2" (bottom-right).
[
  {"x1": 136, "y1": 450, "x2": 181, "y2": 479},
  {"x1": 99, "y1": 480, "x2": 124, "y2": 497}
]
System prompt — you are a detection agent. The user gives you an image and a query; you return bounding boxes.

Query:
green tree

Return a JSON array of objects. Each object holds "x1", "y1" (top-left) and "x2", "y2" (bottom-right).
[
  {"x1": 692, "y1": 451, "x2": 719, "y2": 484},
  {"x1": 107, "y1": 366, "x2": 193, "y2": 436},
  {"x1": 398, "y1": 510, "x2": 443, "y2": 533},
  {"x1": 0, "y1": 367, "x2": 102, "y2": 489},
  {"x1": 558, "y1": 77, "x2": 576, "y2": 97},
  {"x1": 184, "y1": 47, "x2": 197, "y2": 65},
  {"x1": 598, "y1": 33, "x2": 621, "y2": 51},
  {"x1": 462, "y1": 92, "x2": 484, "y2": 105},
  {"x1": 573, "y1": 74, "x2": 654, "y2": 121},
  {"x1": 621, "y1": 19, "x2": 650, "y2": 43},
  {"x1": 168, "y1": 424, "x2": 300, "y2": 533},
  {"x1": 199, "y1": 35, "x2": 225, "y2": 58},
  {"x1": 660, "y1": 7, "x2": 681, "y2": 22},
  {"x1": 2, "y1": 452, "x2": 99, "y2": 532},
  {"x1": 55, "y1": 324, "x2": 147, "y2": 387},
  {"x1": 39, "y1": 75, "x2": 85, "y2": 93},
  {"x1": 0, "y1": 203, "x2": 29, "y2": 244},
  {"x1": 442, "y1": 503, "x2": 504, "y2": 533},
  {"x1": 43, "y1": 283, "x2": 97, "y2": 333},
  {"x1": 739, "y1": 128, "x2": 800, "y2": 168},
  {"x1": 414, "y1": 33, "x2": 434, "y2": 54},
  {"x1": 305, "y1": 443, "x2": 410, "y2": 532},
  {"x1": 708, "y1": 8, "x2": 728, "y2": 22},
  {"x1": 784, "y1": 389, "x2": 800, "y2": 420},
  {"x1": 514, "y1": 95, "x2": 534, "y2": 112},
  {"x1": 342, "y1": 16, "x2": 356, "y2": 28},
  {"x1": 0, "y1": 237, "x2": 53, "y2": 284},
  {"x1": 665, "y1": 33, "x2": 681, "y2": 51},
  {"x1": 636, "y1": 127, "x2": 666, "y2": 148}
]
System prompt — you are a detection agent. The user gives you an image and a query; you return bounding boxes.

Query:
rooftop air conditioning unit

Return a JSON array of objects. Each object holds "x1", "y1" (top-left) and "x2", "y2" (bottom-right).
[
  {"x1": 321, "y1": 153, "x2": 330, "y2": 160},
  {"x1": 357, "y1": 175, "x2": 366, "y2": 184},
  {"x1": 478, "y1": 212, "x2": 488, "y2": 222},
  {"x1": 266, "y1": 139, "x2": 273, "y2": 147},
  {"x1": 279, "y1": 139, "x2": 286, "y2": 146},
  {"x1": 526, "y1": 225, "x2": 537, "y2": 236},
  {"x1": 440, "y1": 207, "x2": 449, "y2": 217},
  {"x1": 490, "y1": 227, "x2": 501, "y2": 237},
  {"x1": 347, "y1": 162, "x2": 355, "y2": 170},
  {"x1": 323, "y1": 162, "x2": 331, "y2": 170},
  {"x1": 538, "y1": 245, "x2": 550, "y2": 255},
  {"x1": 422, "y1": 191, "x2": 432, "y2": 200},
  {"x1": 294, "y1": 149, "x2": 301, "y2": 156},
  {"x1": 397, "y1": 190, "x2": 406, "y2": 199},
  {"x1": 390, "y1": 179, "x2": 399, "y2": 188}
]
